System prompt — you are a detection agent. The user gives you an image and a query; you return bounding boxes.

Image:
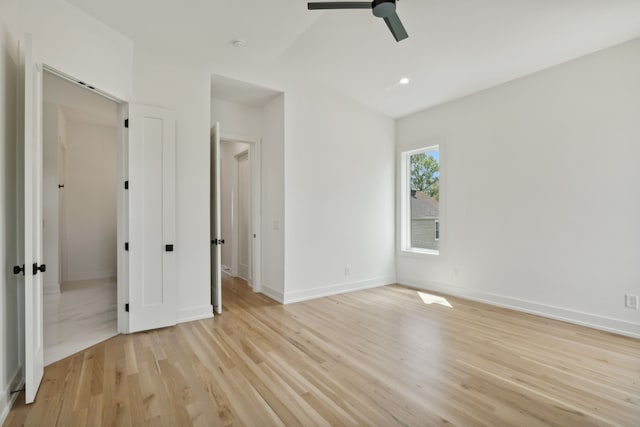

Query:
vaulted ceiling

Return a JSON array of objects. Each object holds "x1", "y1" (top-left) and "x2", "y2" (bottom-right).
[{"x1": 67, "y1": 0, "x2": 640, "y2": 117}]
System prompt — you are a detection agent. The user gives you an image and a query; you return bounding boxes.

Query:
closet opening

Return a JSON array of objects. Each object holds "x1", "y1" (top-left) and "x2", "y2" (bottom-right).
[{"x1": 42, "y1": 69, "x2": 125, "y2": 365}]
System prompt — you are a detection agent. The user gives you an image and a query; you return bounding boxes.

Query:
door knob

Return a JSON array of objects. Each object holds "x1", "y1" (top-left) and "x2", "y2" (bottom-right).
[
  {"x1": 13, "y1": 265, "x2": 24, "y2": 275},
  {"x1": 32, "y1": 263, "x2": 46, "y2": 275}
]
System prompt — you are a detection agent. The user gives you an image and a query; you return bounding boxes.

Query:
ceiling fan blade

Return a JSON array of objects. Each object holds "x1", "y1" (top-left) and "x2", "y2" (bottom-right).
[
  {"x1": 383, "y1": 12, "x2": 408, "y2": 42},
  {"x1": 308, "y1": 2, "x2": 372, "y2": 10}
]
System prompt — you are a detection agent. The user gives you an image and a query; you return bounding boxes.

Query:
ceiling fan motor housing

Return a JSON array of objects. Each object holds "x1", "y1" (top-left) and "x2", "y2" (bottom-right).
[{"x1": 372, "y1": 0, "x2": 396, "y2": 18}]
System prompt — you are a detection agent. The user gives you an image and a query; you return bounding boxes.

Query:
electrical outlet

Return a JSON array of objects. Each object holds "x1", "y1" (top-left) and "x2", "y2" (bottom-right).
[
  {"x1": 625, "y1": 294, "x2": 638, "y2": 309},
  {"x1": 344, "y1": 265, "x2": 351, "y2": 276}
]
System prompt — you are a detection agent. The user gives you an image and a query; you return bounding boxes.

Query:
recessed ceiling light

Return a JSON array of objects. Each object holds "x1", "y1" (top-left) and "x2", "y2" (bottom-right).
[
  {"x1": 399, "y1": 77, "x2": 410, "y2": 85},
  {"x1": 232, "y1": 39, "x2": 245, "y2": 48}
]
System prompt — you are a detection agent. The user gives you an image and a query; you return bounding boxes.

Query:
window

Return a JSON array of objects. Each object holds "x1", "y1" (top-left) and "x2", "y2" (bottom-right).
[{"x1": 400, "y1": 145, "x2": 440, "y2": 255}]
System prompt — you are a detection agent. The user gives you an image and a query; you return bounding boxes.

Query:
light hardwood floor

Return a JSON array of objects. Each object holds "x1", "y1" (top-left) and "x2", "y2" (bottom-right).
[{"x1": 5, "y1": 276, "x2": 640, "y2": 426}]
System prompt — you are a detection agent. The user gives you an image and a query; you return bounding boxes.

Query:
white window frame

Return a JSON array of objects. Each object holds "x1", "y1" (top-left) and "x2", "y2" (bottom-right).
[{"x1": 398, "y1": 143, "x2": 442, "y2": 256}]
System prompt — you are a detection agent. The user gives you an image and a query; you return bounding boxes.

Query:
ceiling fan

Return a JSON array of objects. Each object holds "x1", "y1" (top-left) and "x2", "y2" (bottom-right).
[{"x1": 307, "y1": 0, "x2": 408, "y2": 42}]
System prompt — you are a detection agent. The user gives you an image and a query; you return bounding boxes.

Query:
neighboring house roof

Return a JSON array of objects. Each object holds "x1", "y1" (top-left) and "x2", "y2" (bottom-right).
[{"x1": 411, "y1": 191, "x2": 439, "y2": 219}]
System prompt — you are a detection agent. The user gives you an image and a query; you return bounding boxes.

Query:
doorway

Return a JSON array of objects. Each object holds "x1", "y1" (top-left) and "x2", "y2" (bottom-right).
[
  {"x1": 42, "y1": 69, "x2": 123, "y2": 365},
  {"x1": 210, "y1": 130, "x2": 262, "y2": 313},
  {"x1": 235, "y1": 149, "x2": 251, "y2": 281},
  {"x1": 219, "y1": 142, "x2": 252, "y2": 282}
]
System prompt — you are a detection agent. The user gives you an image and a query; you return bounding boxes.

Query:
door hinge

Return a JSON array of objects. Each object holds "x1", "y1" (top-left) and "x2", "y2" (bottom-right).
[
  {"x1": 125, "y1": 303, "x2": 129, "y2": 312},
  {"x1": 125, "y1": 242, "x2": 129, "y2": 251},
  {"x1": 124, "y1": 180, "x2": 129, "y2": 190},
  {"x1": 124, "y1": 119, "x2": 129, "y2": 128}
]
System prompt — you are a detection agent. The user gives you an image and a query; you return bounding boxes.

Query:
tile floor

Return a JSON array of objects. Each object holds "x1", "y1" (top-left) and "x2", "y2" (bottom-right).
[{"x1": 44, "y1": 277, "x2": 118, "y2": 366}]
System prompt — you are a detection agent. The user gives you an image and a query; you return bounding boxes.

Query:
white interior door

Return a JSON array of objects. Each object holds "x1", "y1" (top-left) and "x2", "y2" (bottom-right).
[
  {"x1": 211, "y1": 123, "x2": 222, "y2": 314},
  {"x1": 20, "y1": 34, "x2": 45, "y2": 404},
  {"x1": 237, "y1": 151, "x2": 251, "y2": 281},
  {"x1": 128, "y1": 104, "x2": 177, "y2": 332}
]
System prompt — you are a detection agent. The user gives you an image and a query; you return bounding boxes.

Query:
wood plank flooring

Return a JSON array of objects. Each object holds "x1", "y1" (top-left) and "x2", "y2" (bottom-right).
[{"x1": 5, "y1": 276, "x2": 640, "y2": 426}]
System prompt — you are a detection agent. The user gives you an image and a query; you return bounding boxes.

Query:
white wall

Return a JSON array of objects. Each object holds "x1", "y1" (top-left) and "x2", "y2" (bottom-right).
[
  {"x1": 283, "y1": 85, "x2": 396, "y2": 303},
  {"x1": 18, "y1": 0, "x2": 133, "y2": 101},
  {"x1": 133, "y1": 47, "x2": 213, "y2": 322},
  {"x1": 396, "y1": 38, "x2": 640, "y2": 337},
  {"x1": 0, "y1": 2, "x2": 24, "y2": 421},
  {"x1": 219, "y1": 141, "x2": 250, "y2": 271},
  {"x1": 212, "y1": 99, "x2": 262, "y2": 139},
  {"x1": 261, "y1": 95, "x2": 286, "y2": 300},
  {"x1": 62, "y1": 121, "x2": 117, "y2": 282},
  {"x1": 1, "y1": 1, "x2": 131, "y2": 414},
  {"x1": 211, "y1": 97, "x2": 261, "y2": 275},
  {"x1": 211, "y1": 93, "x2": 288, "y2": 301},
  {"x1": 211, "y1": 76, "x2": 396, "y2": 304}
]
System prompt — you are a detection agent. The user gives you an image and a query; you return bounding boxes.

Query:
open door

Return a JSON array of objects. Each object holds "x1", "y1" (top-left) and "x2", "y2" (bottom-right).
[
  {"x1": 127, "y1": 104, "x2": 177, "y2": 332},
  {"x1": 18, "y1": 34, "x2": 45, "y2": 404},
  {"x1": 211, "y1": 123, "x2": 222, "y2": 314}
]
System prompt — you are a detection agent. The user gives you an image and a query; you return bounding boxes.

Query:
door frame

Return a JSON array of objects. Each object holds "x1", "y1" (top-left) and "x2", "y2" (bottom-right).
[
  {"x1": 41, "y1": 64, "x2": 130, "y2": 334},
  {"x1": 220, "y1": 133, "x2": 262, "y2": 293}
]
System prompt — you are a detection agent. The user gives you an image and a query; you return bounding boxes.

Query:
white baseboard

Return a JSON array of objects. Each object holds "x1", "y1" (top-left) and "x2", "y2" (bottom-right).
[
  {"x1": 283, "y1": 276, "x2": 395, "y2": 305},
  {"x1": 177, "y1": 305, "x2": 214, "y2": 324},
  {"x1": 1, "y1": 367, "x2": 23, "y2": 426},
  {"x1": 398, "y1": 277, "x2": 640, "y2": 339},
  {"x1": 65, "y1": 269, "x2": 117, "y2": 282},
  {"x1": 44, "y1": 281, "x2": 60, "y2": 294},
  {"x1": 260, "y1": 284, "x2": 284, "y2": 304}
]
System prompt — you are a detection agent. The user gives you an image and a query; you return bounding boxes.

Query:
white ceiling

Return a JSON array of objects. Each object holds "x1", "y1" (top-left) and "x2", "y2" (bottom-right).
[
  {"x1": 67, "y1": 0, "x2": 640, "y2": 117},
  {"x1": 44, "y1": 71, "x2": 118, "y2": 127}
]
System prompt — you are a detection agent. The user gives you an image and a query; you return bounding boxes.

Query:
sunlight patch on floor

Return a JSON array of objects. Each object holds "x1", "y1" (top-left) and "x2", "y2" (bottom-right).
[{"x1": 417, "y1": 291, "x2": 452, "y2": 308}]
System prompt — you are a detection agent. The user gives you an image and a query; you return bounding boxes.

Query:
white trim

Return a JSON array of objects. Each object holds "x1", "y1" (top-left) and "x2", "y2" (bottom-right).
[
  {"x1": 398, "y1": 277, "x2": 640, "y2": 339},
  {"x1": 42, "y1": 65, "x2": 125, "y2": 103},
  {"x1": 176, "y1": 305, "x2": 214, "y2": 324},
  {"x1": 117, "y1": 102, "x2": 129, "y2": 334},
  {"x1": 220, "y1": 132, "x2": 259, "y2": 145},
  {"x1": 0, "y1": 367, "x2": 23, "y2": 426},
  {"x1": 397, "y1": 139, "x2": 444, "y2": 257},
  {"x1": 260, "y1": 285, "x2": 284, "y2": 304},
  {"x1": 400, "y1": 248, "x2": 439, "y2": 257},
  {"x1": 283, "y1": 277, "x2": 395, "y2": 305},
  {"x1": 63, "y1": 270, "x2": 117, "y2": 282}
]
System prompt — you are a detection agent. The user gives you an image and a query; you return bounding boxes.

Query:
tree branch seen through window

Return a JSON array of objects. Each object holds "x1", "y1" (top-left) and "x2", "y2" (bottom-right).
[{"x1": 410, "y1": 152, "x2": 439, "y2": 201}]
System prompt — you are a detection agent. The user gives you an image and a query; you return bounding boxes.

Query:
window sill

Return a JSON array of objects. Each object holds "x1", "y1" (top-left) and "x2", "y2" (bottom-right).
[{"x1": 399, "y1": 249, "x2": 439, "y2": 258}]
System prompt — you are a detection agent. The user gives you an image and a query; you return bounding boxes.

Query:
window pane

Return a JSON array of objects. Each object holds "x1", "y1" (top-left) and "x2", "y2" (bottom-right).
[{"x1": 409, "y1": 149, "x2": 439, "y2": 251}]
